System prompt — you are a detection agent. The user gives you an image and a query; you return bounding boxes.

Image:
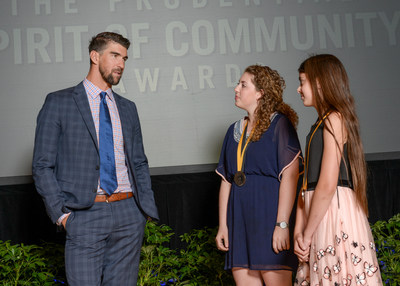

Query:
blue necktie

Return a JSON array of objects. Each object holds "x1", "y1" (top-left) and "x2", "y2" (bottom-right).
[{"x1": 99, "y1": 91, "x2": 117, "y2": 195}]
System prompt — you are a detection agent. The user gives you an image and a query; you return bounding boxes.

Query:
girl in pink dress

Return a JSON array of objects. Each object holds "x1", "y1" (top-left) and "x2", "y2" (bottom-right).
[{"x1": 294, "y1": 54, "x2": 382, "y2": 286}]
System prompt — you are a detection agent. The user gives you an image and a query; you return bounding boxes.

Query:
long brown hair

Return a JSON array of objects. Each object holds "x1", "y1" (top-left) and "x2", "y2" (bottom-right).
[
  {"x1": 298, "y1": 54, "x2": 368, "y2": 215},
  {"x1": 244, "y1": 65, "x2": 298, "y2": 142}
]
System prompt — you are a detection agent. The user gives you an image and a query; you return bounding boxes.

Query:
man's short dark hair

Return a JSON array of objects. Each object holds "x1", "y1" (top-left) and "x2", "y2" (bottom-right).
[{"x1": 88, "y1": 32, "x2": 130, "y2": 54}]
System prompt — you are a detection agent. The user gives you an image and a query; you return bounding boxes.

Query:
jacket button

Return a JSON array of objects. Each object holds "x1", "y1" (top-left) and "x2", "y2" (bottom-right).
[
  {"x1": 95, "y1": 165, "x2": 99, "y2": 170},
  {"x1": 93, "y1": 189, "x2": 97, "y2": 193}
]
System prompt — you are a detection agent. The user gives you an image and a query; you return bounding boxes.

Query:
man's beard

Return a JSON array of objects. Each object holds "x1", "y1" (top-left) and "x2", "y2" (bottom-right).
[{"x1": 100, "y1": 66, "x2": 122, "y2": 86}]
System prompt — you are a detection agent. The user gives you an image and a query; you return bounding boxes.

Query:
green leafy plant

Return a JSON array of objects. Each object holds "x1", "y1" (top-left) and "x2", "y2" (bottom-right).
[
  {"x1": 371, "y1": 213, "x2": 400, "y2": 285},
  {"x1": 138, "y1": 222, "x2": 234, "y2": 286},
  {"x1": 36, "y1": 242, "x2": 66, "y2": 284},
  {"x1": 138, "y1": 221, "x2": 181, "y2": 285},
  {"x1": 0, "y1": 240, "x2": 59, "y2": 285},
  {"x1": 178, "y1": 227, "x2": 234, "y2": 286}
]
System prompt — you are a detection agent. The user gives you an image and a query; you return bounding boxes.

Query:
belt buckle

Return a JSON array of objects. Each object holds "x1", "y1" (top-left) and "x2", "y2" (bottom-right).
[{"x1": 105, "y1": 195, "x2": 110, "y2": 203}]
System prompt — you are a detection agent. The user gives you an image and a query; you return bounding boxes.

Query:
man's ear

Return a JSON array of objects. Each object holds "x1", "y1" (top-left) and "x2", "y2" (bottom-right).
[{"x1": 90, "y1": 50, "x2": 99, "y2": 65}]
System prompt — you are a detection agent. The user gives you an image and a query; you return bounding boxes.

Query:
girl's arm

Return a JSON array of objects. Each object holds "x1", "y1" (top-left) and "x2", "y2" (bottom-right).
[
  {"x1": 302, "y1": 112, "x2": 345, "y2": 247},
  {"x1": 215, "y1": 179, "x2": 232, "y2": 251},
  {"x1": 273, "y1": 158, "x2": 299, "y2": 253},
  {"x1": 294, "y1": 191, "x2": 309, "y2": 261}
]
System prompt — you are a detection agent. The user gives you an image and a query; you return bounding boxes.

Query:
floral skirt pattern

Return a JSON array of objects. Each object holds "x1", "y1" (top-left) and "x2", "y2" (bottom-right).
[{"x1": 295, "y1": 187, "x2": 382, "y2": 286}]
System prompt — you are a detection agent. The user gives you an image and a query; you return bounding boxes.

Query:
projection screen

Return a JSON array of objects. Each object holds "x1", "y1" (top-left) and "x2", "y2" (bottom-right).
[{"x1": 0, "y1": 0, "x2": 399, "y2": 181}]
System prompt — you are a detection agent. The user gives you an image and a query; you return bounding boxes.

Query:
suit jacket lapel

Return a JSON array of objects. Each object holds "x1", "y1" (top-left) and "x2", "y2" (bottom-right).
[
  {"x1": 73, "y1": 82, "x2": 99, "y2": 151},
  {"x1": 114, "y1": 93, "x2": 137, "y2": 188}
]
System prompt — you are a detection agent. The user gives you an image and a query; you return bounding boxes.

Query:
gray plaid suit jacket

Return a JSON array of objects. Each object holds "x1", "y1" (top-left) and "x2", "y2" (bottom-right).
[{"x1": 32, "y1": 82, "x2": 159, "y2": 224}]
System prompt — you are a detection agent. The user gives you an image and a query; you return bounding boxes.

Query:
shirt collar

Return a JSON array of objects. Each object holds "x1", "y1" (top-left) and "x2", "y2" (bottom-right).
[{"x1": 83, "y1": 78, "x2": 114, "y2": 101}]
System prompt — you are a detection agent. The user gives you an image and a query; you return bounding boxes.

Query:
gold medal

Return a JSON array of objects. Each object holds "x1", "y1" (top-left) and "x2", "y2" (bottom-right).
[
  {"x1": 235, "y1": 120, "x2": 254, "y2": 187},
  {"x1": 234, "y1": 171, "x2": 246, "y2": 186}
]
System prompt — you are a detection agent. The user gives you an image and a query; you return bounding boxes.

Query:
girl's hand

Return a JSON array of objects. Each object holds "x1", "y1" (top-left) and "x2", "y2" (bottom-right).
[
  {"x1": 215, "y1": 226, "x2": 229, "y2": 251},
  {"x1": 294, "y1": 233, "x2": 311, "y2": 262},
  {"x1": 272, "y1": 226, "x2": 290, "y2": 254}
]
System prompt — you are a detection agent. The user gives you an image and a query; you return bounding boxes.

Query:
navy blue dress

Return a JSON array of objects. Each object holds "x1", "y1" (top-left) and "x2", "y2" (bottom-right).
[{"x1": 216, "y1": 113, "x2": 302, "y2": 271}]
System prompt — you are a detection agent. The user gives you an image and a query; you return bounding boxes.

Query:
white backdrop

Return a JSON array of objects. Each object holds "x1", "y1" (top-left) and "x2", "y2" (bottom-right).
[{"x1": 0, "y1": 0, "x2": 399, "y2": 178}]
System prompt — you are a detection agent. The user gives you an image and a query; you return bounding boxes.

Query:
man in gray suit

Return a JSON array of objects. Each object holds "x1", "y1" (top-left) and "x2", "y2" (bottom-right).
[{"x1": 32, "y1": 32, "x2": 158, "y2": 285}]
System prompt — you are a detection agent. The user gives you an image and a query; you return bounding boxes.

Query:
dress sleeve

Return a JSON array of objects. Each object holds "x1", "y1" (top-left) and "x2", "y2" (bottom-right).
[
  {"x1": 215, "y1": 127, "x2": 232, "y2": 183},
  {"x1": 275, "y1": 115, "x2": 304, "y2": 181}
]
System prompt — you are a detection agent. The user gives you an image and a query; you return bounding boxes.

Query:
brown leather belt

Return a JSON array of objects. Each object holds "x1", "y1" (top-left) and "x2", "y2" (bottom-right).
[{"x1": 95, "y1": 192, "x2": 133, "y2": 203}]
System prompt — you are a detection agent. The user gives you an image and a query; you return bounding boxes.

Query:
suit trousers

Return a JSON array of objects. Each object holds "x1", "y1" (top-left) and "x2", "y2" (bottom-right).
[{"x1": 64, "y1": 196, "x2": 146, "y2": 286}]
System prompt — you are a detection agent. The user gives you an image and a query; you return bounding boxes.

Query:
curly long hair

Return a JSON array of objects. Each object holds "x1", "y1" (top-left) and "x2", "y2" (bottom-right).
[
  {"x1": 244, "y1": 65, "x2": 298, "y2": 142},
  {"x1": 298, "y1": 54, "x2": 368, "y2": 215}
]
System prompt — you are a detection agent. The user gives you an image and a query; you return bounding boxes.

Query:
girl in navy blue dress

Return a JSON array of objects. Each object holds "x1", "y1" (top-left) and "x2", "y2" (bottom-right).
[{"x1": 215, "y1": 65, "x2": 303, "y2": 286}]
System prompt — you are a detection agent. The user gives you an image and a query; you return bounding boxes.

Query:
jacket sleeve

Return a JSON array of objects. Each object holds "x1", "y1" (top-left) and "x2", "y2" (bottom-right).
[
  {"x1": 32, "y1": 93, "x2": 66, "y2": 224},
  {"x1": 125, "y1": 101, "x2": 159, "y2": 221}
]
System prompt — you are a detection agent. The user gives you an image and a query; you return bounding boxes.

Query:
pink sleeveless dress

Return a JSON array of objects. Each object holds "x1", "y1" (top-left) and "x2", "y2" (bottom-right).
[{"x1": 295, "y1": 119, "x2": 382, "y2": 286}]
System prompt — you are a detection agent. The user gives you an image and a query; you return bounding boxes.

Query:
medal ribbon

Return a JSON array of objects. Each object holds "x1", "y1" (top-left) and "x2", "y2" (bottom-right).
[
  {"x1": 236, "y1": 120, "x2": 255, "y2": 173},
  {"x1": 302, "y1": 112, "x2": 331, "y2": 197}
]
